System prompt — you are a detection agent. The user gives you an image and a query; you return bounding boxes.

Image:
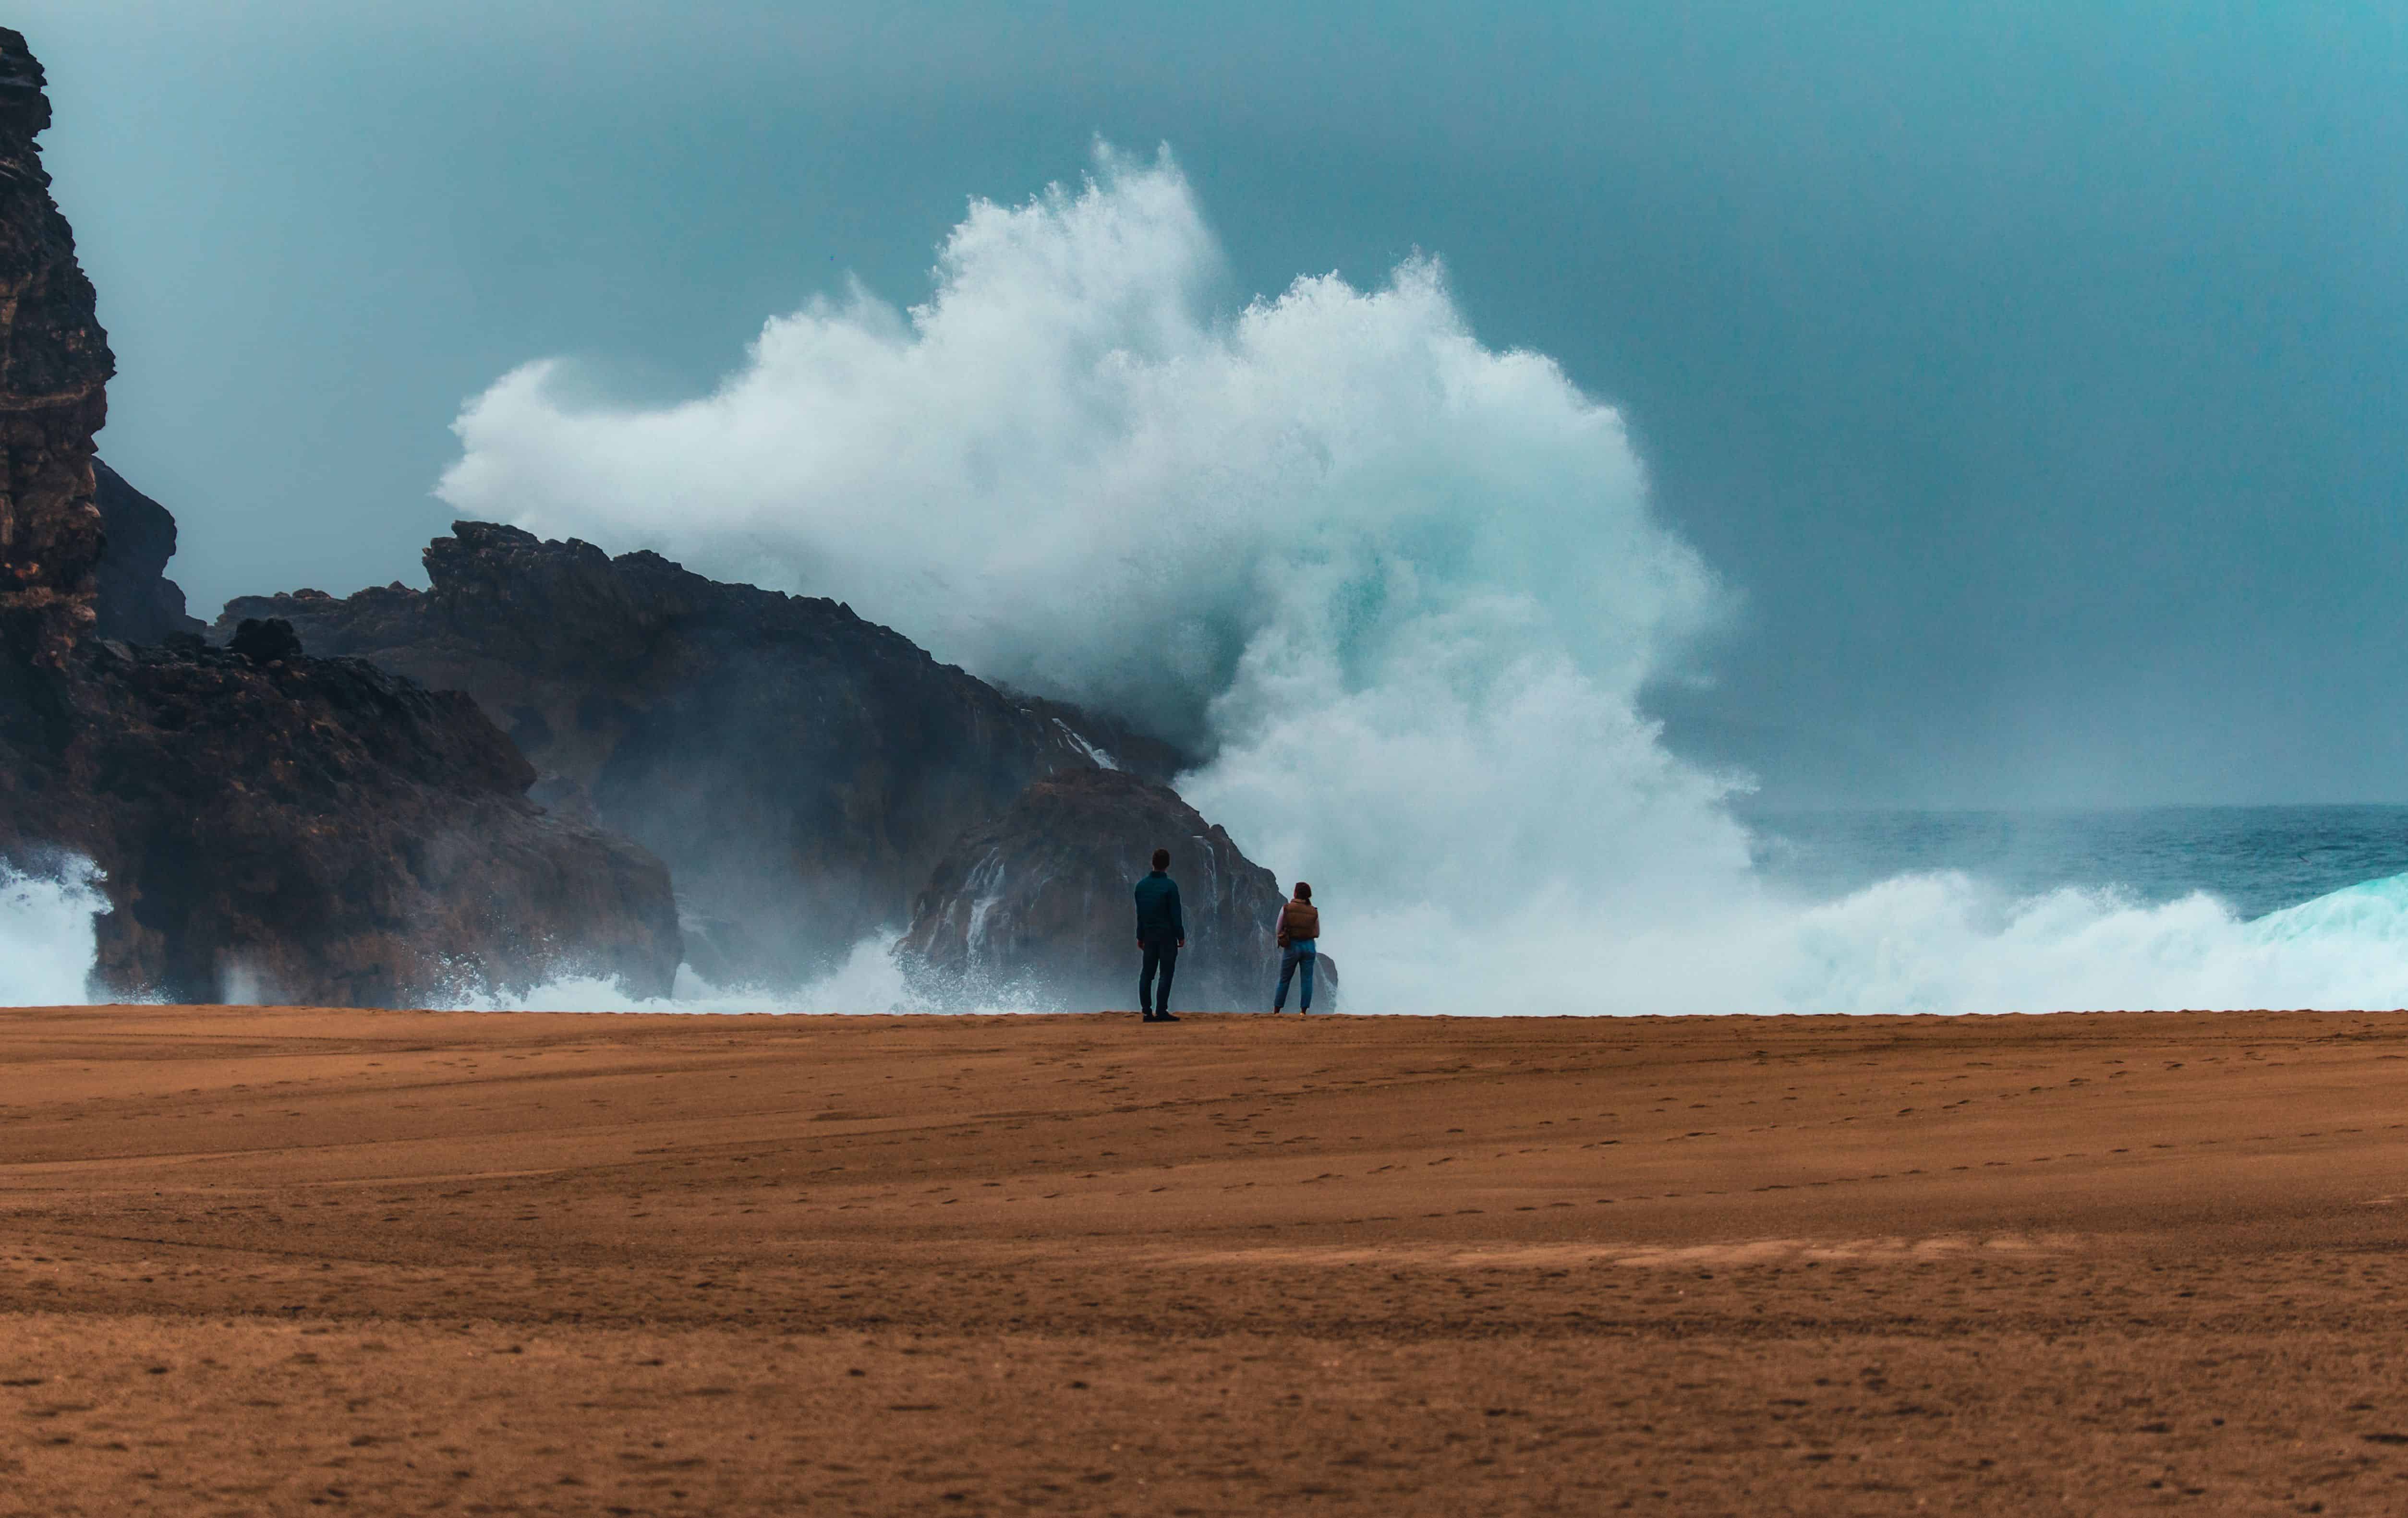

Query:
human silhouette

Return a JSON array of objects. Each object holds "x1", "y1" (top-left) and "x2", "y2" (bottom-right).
[
  {"x1": 1133, "y1": 846, "x2": 1184, "y2": 1022},
  {"x1": 1272, "y1": 881, "x2": 1319, "y2": 1014}
]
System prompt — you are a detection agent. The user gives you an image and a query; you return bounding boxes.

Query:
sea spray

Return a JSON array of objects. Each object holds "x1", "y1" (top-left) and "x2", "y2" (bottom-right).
[
  {"x1": 449, "y1": 934, "x2": 1053, "y2": 1016},
  {"x1": 0, "y1": 857, "x2": 107, "y2": 1006},
  {"x1": 434, "y1": 147, "x2": 2408, "y2": 1016}
]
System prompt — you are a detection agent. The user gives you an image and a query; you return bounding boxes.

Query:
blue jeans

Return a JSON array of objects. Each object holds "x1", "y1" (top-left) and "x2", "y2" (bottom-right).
[
  {"x1": 1274, "y1": 940, "x2": 1316, "y2": 1011},
  {"x1": 1139, "y1": 940, "x2": 1178, "y2": 1015}
]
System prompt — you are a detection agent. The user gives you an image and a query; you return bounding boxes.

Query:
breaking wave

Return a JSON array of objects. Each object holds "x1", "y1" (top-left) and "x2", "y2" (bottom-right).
[
  {"x1": 431, "y1": 145, "x2": 2408, "y2": 1016},
  {"x1": 426, "y1": 144, "x2": 2408, "y2": 1015},
  {"x1": 1720, "y1": 871, "x2": 2408, "y2": 1017}
]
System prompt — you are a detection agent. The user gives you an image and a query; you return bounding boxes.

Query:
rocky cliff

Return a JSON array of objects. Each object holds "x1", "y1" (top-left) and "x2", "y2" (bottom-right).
[
  {"x1": 92, "y1": 460, "x2": 205, "y2": 644},
  {"x1": 221, "y1": 525, "x2": 1138, "y2": 983},
  {"x1": 0, "y1": 32, "x2": 682, "y2": 1005},
  {"x1": 897, "y1": 766, "x2": 1285, "y2": 1011},
  {"x1": 0, "y1": 29, "x2": 109, "y2": 672}
]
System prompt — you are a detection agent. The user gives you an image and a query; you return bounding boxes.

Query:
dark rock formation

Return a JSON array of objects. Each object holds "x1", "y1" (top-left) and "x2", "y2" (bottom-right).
[
  {"x1": 227, "y1": 615, "x2": 302, "y2": 664},
  {"x1": 219, "y1": 524, "x2": 1140, "y2": 984},
  {"x1": 0, "y1": 31, "x2": 682, "y2": 1005},
  {"x1": 897, "y1": 766, "x2": 1285, "y2": 1011},
  {"x1": 91, "y1": 461, "x2": 204, "y2": 643},
  {"x1": 0, "y1": 638, "x2": 682, "y2": 1004},
  {"x1": 0, "y1": 28, "x2": 111, "y2": 670}
]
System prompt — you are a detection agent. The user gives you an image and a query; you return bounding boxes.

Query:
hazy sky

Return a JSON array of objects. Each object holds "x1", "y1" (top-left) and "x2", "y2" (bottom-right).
[{"x1": 24, "y1": 2, "x2": 2408, "y2": 807}]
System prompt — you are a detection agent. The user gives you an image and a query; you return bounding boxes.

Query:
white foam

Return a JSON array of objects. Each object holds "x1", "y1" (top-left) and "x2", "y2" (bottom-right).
[
  {"x1": 0, "y1": 858, "x2": 105, "y2": 1006},
  {"x1": 454, "y1": 934, "x2": 1053, "y2": 1016},
  {"x1": 1707, "y1": 872, "x2": 2408, "y2": 1016}
]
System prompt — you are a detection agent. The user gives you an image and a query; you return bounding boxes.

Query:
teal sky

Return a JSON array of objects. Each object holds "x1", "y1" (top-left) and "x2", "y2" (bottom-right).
[{"x1": 22, "y1": 2, "x2": 2408, "y2": 806}]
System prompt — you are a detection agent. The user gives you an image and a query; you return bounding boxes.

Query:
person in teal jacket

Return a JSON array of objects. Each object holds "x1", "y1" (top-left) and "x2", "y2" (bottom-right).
[{"x1": 1132, "y1": 847, "x2": 1185, "y2": 1023}]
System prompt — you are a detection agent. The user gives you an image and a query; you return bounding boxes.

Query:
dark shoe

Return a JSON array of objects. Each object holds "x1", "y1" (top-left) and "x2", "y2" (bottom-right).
[{"x1": 1154, "y1": 1012, "x2": 1180, "y2": 1023}]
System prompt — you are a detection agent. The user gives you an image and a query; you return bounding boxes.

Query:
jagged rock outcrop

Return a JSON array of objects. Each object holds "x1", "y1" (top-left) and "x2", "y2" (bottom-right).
[
  {"x1": 0, "y1": 638, "x2": 683, "y2": 1003},
  {"x1": 220, "y1": 524, "x2": 1146, "y2": 984},
  {"x1": 0, "y1": 31, "x2": 682, "y2": 1005},
  {"x1": 92, "y1": 460, "x2": 204, "y2": 643},
  {"x1": 897, "y1": 766, "x2": 1286, "y2": 1011},
  {"x1": 0, "y1": 29, "x2": 110, "y2": 671}
]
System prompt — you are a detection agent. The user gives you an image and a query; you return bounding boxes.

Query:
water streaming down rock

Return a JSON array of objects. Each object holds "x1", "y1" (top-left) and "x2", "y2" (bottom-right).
[
  {"x1": 1003, "y1": 694, "x2": 1198, "y2": 786},
  {"x1": 898, "y1": 767, "x2": 1298, "y2": 1011},
  {"x1": 0, "y1": 30, "x2": 682, "y2": 1004}
]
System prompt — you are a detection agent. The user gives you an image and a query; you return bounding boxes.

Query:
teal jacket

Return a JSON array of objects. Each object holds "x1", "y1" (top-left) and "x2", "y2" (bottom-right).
[{"x1": 1133, "y1": 870, "x2": 1185, "y2": 945}]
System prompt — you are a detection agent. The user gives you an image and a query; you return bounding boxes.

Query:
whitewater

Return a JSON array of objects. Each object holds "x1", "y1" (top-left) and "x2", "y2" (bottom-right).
[{"x1": 10, "y1": 148, "x2": 2408, "y2": 1015}]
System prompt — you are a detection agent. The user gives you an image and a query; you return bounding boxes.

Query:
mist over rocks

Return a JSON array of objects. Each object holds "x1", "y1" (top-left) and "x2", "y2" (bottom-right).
[
  {"x1": 219, "y1": 522, "x2": 1187, "y2": 986},
  {"x1": 16, "y1": 637, "x2": 683, "y2": 1004},
  {"x1": 899, "y1": 766, "x2": 1287, "y2": 1012},
  {"x1": 0, "y1": 31, "x2": 683, "y2": 1006}
]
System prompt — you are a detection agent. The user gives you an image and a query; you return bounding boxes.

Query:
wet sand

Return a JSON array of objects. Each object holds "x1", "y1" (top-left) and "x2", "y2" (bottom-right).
[{"x1": 6, "y1": 1005, "x2": 2408, "y2": 1515}]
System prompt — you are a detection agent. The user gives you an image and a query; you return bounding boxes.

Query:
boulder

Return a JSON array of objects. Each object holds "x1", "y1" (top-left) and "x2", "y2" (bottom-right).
[{"x1": 226, "y1": 615, "x2": 302, "y2": 664}]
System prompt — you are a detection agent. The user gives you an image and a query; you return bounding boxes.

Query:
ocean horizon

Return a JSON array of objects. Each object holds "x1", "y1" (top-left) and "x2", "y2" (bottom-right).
[{"x1": 1748, "y1": 803, "x2": 2408, "y2": 922}]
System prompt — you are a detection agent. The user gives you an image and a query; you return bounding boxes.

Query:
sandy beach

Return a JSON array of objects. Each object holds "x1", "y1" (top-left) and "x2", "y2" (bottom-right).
[{"x1": 6, "y1": 1004, "x2": 2408, "y2": 1515}]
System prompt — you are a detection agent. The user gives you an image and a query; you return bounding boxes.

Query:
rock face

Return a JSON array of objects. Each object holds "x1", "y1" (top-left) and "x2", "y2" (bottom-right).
[
  {"x1": 0, "y1": 34, "x2": 683, "y2": 1006},
  {"x1": 898, "y1": 766, "x2": 1285, "y2": 1011},
  {"x1": 1006, "y1": 693, "x2": 1198, "y2": 786},
  {"x1": 92, "y1": 460, "x2": 204, "y2": 644},
  {"x1": 220, "y1": 524, "x2": 1137, "y2": 984},
  {"x1": 0, "y1": 29, "x2": 111, "y2": 671},
  {"x1": 1, "y1": 638, "x2": 683, "y2": 1004}
]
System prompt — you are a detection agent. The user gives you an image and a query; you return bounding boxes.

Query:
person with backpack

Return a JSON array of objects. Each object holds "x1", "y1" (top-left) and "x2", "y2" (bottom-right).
[
  {"x1": 1133, "y1": 847, "x2": 1185, "y2": 1023},
  {"x1": 1271, "y1": 882, "x2": 1319, "y2": 1014}
]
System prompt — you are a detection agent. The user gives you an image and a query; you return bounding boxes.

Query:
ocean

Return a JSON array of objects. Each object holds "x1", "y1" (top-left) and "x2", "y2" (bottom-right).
[{"x1": 1748, "y1": 805, "x2": 2408, "y2": 923}]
